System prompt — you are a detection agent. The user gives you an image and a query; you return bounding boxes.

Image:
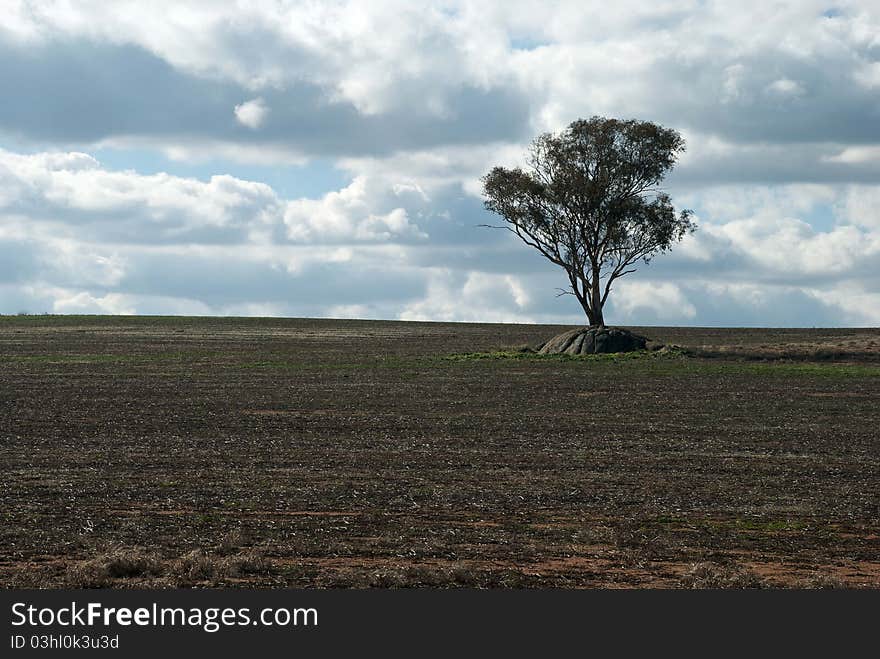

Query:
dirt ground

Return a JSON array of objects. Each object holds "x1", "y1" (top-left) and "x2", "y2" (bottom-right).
[{"x1": 1, "y1": 315, "x2": 878, "y2": 588}]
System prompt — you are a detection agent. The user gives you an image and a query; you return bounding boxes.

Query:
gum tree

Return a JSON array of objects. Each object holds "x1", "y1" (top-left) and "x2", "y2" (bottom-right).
[{"x1": 482, "y1": 116, "x2": 695, "y2": 328}]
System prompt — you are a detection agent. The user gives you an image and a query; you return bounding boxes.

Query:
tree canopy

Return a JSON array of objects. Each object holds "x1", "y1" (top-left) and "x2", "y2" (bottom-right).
[{"x1": 482, "y1": 116, "x2": 695, "y2": 327}]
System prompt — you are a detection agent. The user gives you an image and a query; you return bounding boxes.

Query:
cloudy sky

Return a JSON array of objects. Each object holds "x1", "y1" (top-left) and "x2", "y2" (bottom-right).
[{"x1": 1, "y1": 1, "x2": 878, "y2": 326}]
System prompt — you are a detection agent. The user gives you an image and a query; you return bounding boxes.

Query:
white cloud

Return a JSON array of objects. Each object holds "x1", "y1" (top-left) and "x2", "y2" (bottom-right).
[
  {"x1": 678, "y1": 184, "x2": 838, "y2": 223},
  {"x1": 824, "y1": 146, "x2": 880, "y2": 164},
  {"x1": 399, "y1": 270, "x2": 534, "y2": 323},
  {"x1": 339, "y1": 142, "x2": 529, "y2": 198},
  {"x1": 1, "y1": 0, "x2": 875, "y2": 138},
  {"x1": 812, "y1": 286, "x2": 880, "y2": 325},
  {"x1": 708, "y1": 217, "x2": 867, "y2": 275},
  {"x1": 234, "y1": 97, "x2": 269, "y2": 129},
  {"x1": 283, "y1": 176, "x2": 427, "y2": 242},
  {"x1": 612, "y1": 281, "x2": 697, "y2": 322},
  {"x1": 721, "y1": 64, "x2": 747, "y2": 103},
  {"x1": 51, "y1": 290, "x2": 135, "y2": 315},
  {"x1": 3, "y1": 142, "x2": 880, "y2": 326},
  {"x1": 766, "y1": 78, "x2": 804, "y2": 96},
  {"x1": 0, "y1": 147, "x2": 281, "y2": 235},
  {"x1": 97, "y1": 137, "x2": 308, "y2": 167},
  {"x1": 326, "y1": 303, "x2": 372, "y2": 319},
  {"x1": 2, "y1": 2, "x2": 880, "y2": 326},
  {"x1": 853, "y1": 61, "x2": 880, "y2": 88},
  {"x1": 0, "y1": 147, "x2": 429, "y2": 245},
  {"x1": 47, "y1": 242, "x2": 128, "y2": 287},
  {"x1": 841, "y1": 185, "x2": 880, "y2": 230}
]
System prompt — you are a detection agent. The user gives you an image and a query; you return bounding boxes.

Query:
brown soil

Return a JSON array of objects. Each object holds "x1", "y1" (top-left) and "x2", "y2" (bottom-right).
[{"x1": 0, "y1": 315, "x2": 878, "y2": 588}]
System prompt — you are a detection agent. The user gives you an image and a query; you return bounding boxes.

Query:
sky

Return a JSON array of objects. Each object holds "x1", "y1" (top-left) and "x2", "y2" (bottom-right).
[{"x1": 1, "y1": 0, "x2": 879, "y2": 326}]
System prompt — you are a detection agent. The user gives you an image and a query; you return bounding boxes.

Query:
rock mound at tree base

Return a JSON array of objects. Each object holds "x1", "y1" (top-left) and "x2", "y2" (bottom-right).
[{"x1": 537, "y1": 327, "x2": 648, "y2": 355}]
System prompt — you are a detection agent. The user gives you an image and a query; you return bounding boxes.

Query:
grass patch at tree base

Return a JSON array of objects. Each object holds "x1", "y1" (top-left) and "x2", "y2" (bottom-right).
[{"x1": 444, "y1": 347, "x2": 689, "y2": 362}]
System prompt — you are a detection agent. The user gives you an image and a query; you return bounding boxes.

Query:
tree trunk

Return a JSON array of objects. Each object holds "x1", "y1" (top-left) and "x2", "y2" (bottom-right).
[
  {"x1": 587, "y1": 307, "x2": 605, "y2": 328},
  {"x1": 589, "y1": 268, "x2": 605, "y2": 328},
  {"x1": 580, "y1": 298, "x2": 605, "y2": 327}
]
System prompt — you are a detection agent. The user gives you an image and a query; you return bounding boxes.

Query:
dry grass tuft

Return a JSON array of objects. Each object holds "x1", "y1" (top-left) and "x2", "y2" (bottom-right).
[
  {"x1": 65, "y1": 547, "x2": 162, "y2": 588},
  {"x1": 174, "y1": 547, "x2": 272, "y2": 582},
  {"x1": 797, "y1": 573, "x2": 847, "y2": 589},
  {"x1": 175, "y1": 549, "x2": 218, "y2": 581},
  {"x1": 218, "y1": 528, "x2": 248, "y2": 555},
  {"x1": 324, "y1": 564, "x2": 536, "y2": 588},
  {"x1": 221, "y1": 552, "x2": 271, "y2": 577},
  {"x1": 680, "y1": 562, "x2": 763, "y2": 589},
  {"x1": 64, "y1": 544, "x2": 273, "y2": 587}
]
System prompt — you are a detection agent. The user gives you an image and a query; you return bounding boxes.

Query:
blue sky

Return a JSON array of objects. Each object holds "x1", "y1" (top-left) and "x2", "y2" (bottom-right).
[
  {"x1": 89, "y1": 148, "x2": 352, "y2": 201},
  {"x1": 1, "y1": 1, "x2": 879, "y2": 326}
]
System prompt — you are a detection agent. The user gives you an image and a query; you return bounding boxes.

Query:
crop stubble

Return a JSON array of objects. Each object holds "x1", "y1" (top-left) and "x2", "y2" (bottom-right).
[{"x1": 1, "y1": 316, "x2": 878, "y2": 588}]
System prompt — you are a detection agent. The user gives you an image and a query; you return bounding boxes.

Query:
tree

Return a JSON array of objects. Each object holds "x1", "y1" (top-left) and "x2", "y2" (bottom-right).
[{"x1": 481, "y1": 116, "x2": 695, "y2": 328}]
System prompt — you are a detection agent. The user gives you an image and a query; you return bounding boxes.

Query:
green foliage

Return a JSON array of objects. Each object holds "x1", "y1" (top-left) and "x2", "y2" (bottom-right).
[{"x1": 482, "y1": 116, "x2": 695, "y2": 325}]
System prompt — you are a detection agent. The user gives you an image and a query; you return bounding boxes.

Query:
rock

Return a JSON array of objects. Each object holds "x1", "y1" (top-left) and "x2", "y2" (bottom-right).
[
  {"x1": 565, "y1": 332, "x2": 586, "y2": 355},
  {"x1": 538, "y1": 326, "x2": 647, "y2": 355},
  {"x1": 538, "y1": 328, "x2": 582, "y2": 354}
]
